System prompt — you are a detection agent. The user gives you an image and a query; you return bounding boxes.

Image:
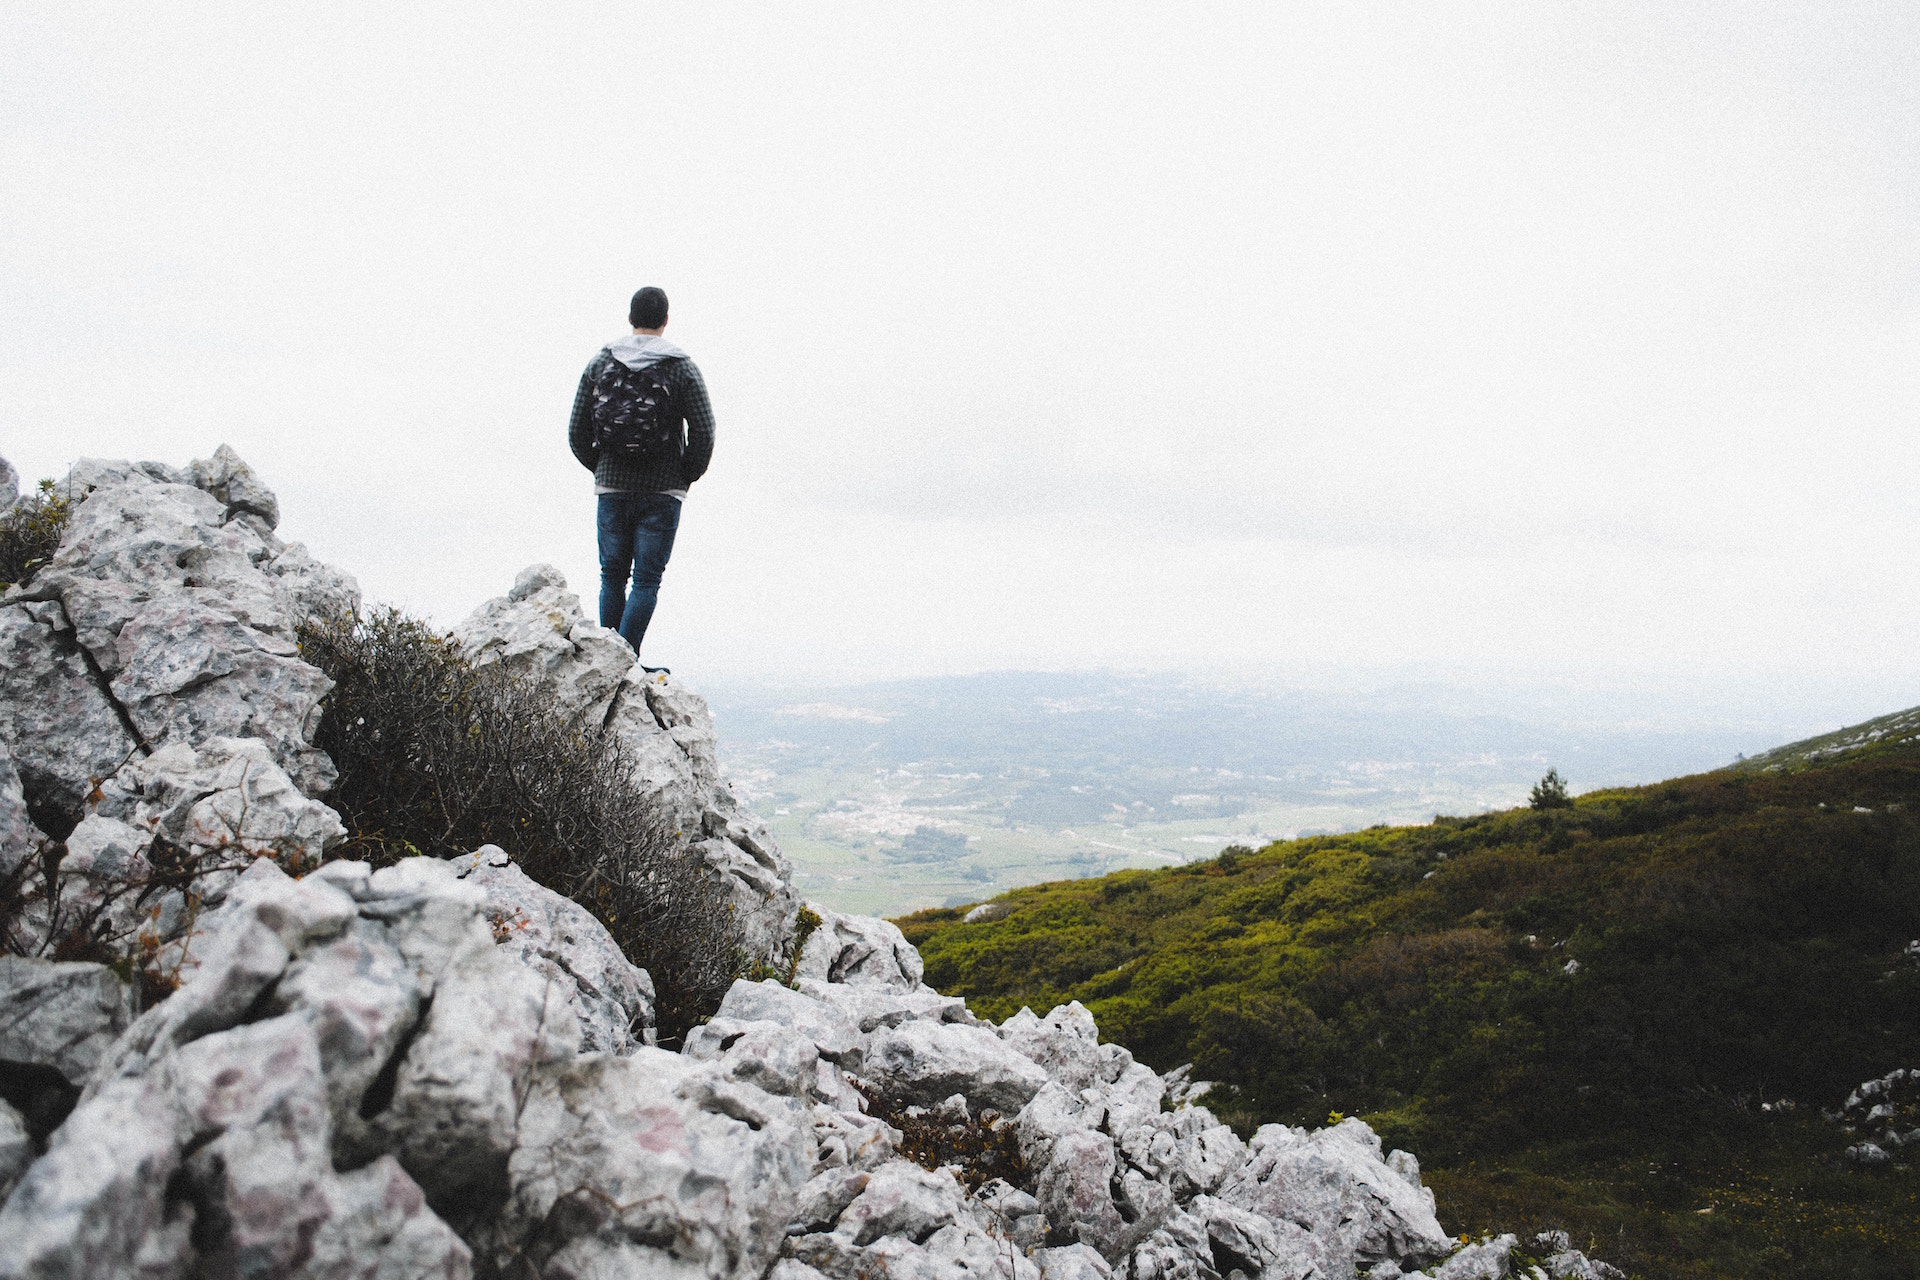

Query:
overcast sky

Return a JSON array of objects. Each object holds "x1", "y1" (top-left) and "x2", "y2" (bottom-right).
[{"x1": 4, "y1": 4, "x2": 1916, "y2": 726}]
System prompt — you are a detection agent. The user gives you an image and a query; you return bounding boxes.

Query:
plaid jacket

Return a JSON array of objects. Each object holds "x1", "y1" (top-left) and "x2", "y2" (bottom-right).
[{"x1": 568, "y1": 348, "x2": 716, "y2": 493}]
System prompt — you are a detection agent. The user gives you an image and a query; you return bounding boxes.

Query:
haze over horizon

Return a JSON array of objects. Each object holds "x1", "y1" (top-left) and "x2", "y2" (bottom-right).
[{"x1": 5, "y1": 4, "x2": 1917, "y2": 728}]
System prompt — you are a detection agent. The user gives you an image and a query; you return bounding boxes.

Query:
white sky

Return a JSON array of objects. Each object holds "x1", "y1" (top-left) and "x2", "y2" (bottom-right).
[{"x1": 4, "y1": 3, "x2": 1917, "y2": 724}]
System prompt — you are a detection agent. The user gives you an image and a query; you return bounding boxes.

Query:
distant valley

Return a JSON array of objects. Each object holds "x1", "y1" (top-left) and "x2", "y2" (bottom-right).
[{"x1": 701, "y1": 670, "x2": 1803, "y2": 916}]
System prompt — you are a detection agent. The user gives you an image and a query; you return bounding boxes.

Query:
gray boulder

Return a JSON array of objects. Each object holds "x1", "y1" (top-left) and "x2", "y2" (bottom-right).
[
  {"x1": 0, "y1": 742, "x2": 40, "y2": 876},
  {"x1": 8, "y1": 456, "x2": 354, "y2": 805},
  {"x1": 718, "y1": 977, "x2": 864, "y2": 1068},
  {"x1": 799, "y1": 977, "x2": 980, "y2": 1032},
  {"x1": 449, "y1": 844, "x2": 656, "y2": 1052},
  {"x1": 1035, "y1": 1127, "x2": 1127, "y2": 1257},
  {"x1": 0, "y1": 958, "x2": 136, "y2": 1087},
  {"x1": 796, "y1": 905, "x2": 926, "y2": 989},
  {"x1": 1000, "y1": 1001, "x2": 1103, "y2": 1092},
  {"x1": 1218, "y1": 1118, "x2": 1453, "y2": 1275},
  {"x1": 0, "y1": 602, "x2": 137, "y2": 826},
  {"x1": 488, "y1": 1048, "x2": 814, "y2": 1280},
  {"x1": 0, "y1": 455, "x2": 17, "y2": 512},
  {"x1": 0, "y1": 1099, "x2": 27, "y2": 1203},
  {"x1": 1426, "y1": 1234, "x2": 1518, "y2": 1279},
  {"x1": 864, "y1": 1019, "x2": 1052, "y2": 1115}
]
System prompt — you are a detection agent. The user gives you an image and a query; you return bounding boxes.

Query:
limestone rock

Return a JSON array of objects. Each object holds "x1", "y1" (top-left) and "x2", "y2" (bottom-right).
[
  {"x1": 132, "y1": 735, "x2": 345, "y2": 867},
  {"x1": 0, "y1": 741, "x2": 41, "y2": 876},
  {"x1": 450, "y1": 844, "x2": 656, "y2": 1052},
  {"x1": 0, "y1": 455, "x2": 17, "y2": 512},
  {"x1": 1000, "y1": 1001, "x2": 1103, "y2": 1093},
  {"x1": 0, "y1": 602, "x2": 137, "y2": 827},
  {"x1": 0, "y1": 1099, "x2": 28, "y2": 1203},
  {"x1": 799, "y1": 978, "x2": 980, "y2": 1033},
  {"x1": 109, "y1": 597, "x2": 336, "y2": 796},
  {"x1": 1426, "y1": 1234, "x2": 1517, "y2": 1279},
  {"x1": 490, "y1": 1049, "x2": 814, "y2": 1280},
  {"x1": 187, "y1": 443, "x2": 281, "y2": 529},
  {"x1": 1032, "y1": 1243, "x2": 1114, "y2": 1280},
  {"x1": 833, "y1": 1160, "x2": 966, "y2": 1245},
  {"x1": 1036, "y1": 1128, "x2": 1127, "y2": 1257},
  {"x1": 718, "y1": 977, "x2": 864, "y2": 1067},
  {"x1": 8, "y1": 459, "x2": 348, "y2": 803},
  {"x1": 0, "y1": 958, "x2": 136, "y2": 1087},
  {"x1": 864, "y1": 1019, "x2": 1051, "y2": 1115},
  {"x1": 685, "y1": 1016, "x2": 822, "y2": 1099},
  {"x1": 796, "y1": 905, "x2": 926, "y2": 990},
  {"x1": 1218, "y1": 1118, "x2": 1453, "y2": 1275}
]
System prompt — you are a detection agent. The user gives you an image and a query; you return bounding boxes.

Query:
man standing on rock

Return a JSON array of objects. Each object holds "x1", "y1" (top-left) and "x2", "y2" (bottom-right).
[{"x1": 568, "y1": 286, "x2": 715, "y2": 667}]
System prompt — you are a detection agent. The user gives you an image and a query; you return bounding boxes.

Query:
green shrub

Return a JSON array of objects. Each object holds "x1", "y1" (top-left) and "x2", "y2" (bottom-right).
[
  {"x1": 298, "y1": 607, "x2": 741, "y2": 1044},
  {"x1": 1529, "y1": 768, "x2": 1573, "y2": 810},
  {"x1": 0, "y1": 479, "x2": 72, "y2": 590}
]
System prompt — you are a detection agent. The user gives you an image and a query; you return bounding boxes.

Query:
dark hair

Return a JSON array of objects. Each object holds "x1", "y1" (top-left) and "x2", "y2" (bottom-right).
[{"x1": 629, "y1": 287, "x2": 669, "y2": 329}]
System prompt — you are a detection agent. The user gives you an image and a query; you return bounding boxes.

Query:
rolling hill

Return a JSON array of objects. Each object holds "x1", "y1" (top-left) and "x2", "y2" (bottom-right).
[{"x1": 895, "y1": 707, "x2": 1920, "y2": 1279}]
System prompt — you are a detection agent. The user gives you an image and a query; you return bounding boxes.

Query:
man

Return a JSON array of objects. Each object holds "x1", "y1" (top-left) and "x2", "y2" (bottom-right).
[{"x1": 568, "y1": 286, "x2": 715, "y2": 665}]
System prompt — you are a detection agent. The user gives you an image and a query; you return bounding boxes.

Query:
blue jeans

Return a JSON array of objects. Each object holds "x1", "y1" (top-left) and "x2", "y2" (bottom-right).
[{"x1": 597, "y1": 492, "x2": 681, "y2": 654}]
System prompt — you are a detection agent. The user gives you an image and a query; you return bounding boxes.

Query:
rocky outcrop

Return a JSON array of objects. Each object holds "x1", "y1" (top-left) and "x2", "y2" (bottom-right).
[
  {"x1": 0, "y1": 448, "x2": 1611, "y2": 1280},
  {"x1": 453, "y1": 562, "x2": 799, "y2": 963},
  {"x1": 2, "y1": 448, "x2": 359, "y2": 832},
  {"x1": 1832, "y1": 1065, "x2": 1920, "y2": 1166}
]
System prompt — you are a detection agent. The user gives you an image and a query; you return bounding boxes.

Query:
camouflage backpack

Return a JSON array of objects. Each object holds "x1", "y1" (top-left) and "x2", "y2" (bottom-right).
[{"x1": 590, "y1": 355, "x2": 682, "y2": 463}]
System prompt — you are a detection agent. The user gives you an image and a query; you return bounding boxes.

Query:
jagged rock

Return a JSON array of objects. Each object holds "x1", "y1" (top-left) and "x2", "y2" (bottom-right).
[
  {"x1": 134, "y1": 735, "x2": 345, "y2": 866},
  {"x1": 796, "y1": 906, "x2": 926, "y2": 989},
  {"x1": 450, "y1": 844, "x2": 656, "y2": 1052},
  {"x1": 0, "y1": 958, "x2": 136, "y2": 1087},
  {"x1": 1121, "y1": 1208, "x2": 1212, "y2": 1280},
  {"x1": 0, "y1": 602, "x2": 137, "y2": 826},
  {"x1": 1422, "y1": 1234, "x2": 1517, "y2": 1279},
  {"x1": 10, "y1": 461, "x2": 346, "y2": 799},
  {"x1": 799, "y1": 978, "x2": 980, "y2": 1032},
  {"x1": 718, "y1": 977, "x2": 864, "y2": 1068},
  {"x1": 453, "y1": 563, "x2": 634, "y2": 722},
  {"x1": 108, "y1": 597, "x2": 336, "y2": 796},
  {"x1": 1531, "y1": 1233, "x2": 1624, "y2": 1280},
  {"x1": 490, "y1": 1049, "x2": 814, "y2": 1280},
  {"x1": 455, "y1": 568, "x2": 799, "y2": 964},
  {"x1": 1036, "y1": 1128, "x2": 1128, "y2": 1257},
  {"x1": 187, "y1": 443, "x2": 280, "y2": 529},
  {"x1": 8, "y1": 737, "x2": 345, "y2": 963},
  {"x1": 1219, "y1": 1118, "x2": 1453, "y2": 1275},
  {"x1": 0, "y1": 742, "x2": 40, "y2": 875},
  {"x1": 0, "y1": 455, "x2": 17, "y2": 512},
  {"x1": 686, "y1": 1016, "x2": 822, "y2": 1098},
  {"x1": 1033, "y1": 1243, "x2": 1114, "y2": 1280},
  {"x1": 791, "y1": 1165, "x2": 873, "y2": 1234},
  {"x1": 1186, "y1": 1194, "x2": 1323, "y2": 1280},
  {"x1": 264, "y1": 540, "x2": 362, "y2": 623},
  {"x1": 0, "y1": 1099, "x2": 28, "y2": 1202},
  {"x1": 833, "y1": 1160, "x2": 966, "y2": 1245},
  {"x1": 866, "y1": 1019, "x2": 1052, "y2": 1115},
  {"x1": 1000, "y1": 1001, "x2": 1103, "y2": 1092}
]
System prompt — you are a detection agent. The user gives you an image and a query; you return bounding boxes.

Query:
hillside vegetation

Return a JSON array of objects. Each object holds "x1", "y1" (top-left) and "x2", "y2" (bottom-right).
[{"x1": 897, "y1": 709, "x2": 1920, "y2": 1279}]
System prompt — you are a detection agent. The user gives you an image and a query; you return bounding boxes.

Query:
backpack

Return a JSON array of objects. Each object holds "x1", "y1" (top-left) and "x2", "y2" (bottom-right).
[{"x1": 590, "y1": 354, "x2": 682, "y2": 462}]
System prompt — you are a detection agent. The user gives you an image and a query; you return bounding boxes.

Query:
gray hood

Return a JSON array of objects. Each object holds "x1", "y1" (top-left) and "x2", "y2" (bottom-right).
[{"x1": 604, "y1": 334, "x2": 687, "y2": 371}]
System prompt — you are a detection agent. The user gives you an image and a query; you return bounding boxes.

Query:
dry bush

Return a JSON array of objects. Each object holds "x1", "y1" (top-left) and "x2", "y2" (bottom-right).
[
  {"x1": 852, "y1": 1080, "x2": 1027, "y2": 1192},
  {"x1": 0, "y1": 479, "x2": 72, "y2": 589},
  {"x1": 298, "y1": 607, "x2": 742, "y2": 1043}
]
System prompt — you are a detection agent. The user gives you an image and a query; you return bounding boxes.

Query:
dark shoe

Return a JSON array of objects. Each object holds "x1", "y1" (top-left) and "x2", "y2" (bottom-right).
[{"x1": 641, "y1": 665, "x2": 671, "y2": 675}]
